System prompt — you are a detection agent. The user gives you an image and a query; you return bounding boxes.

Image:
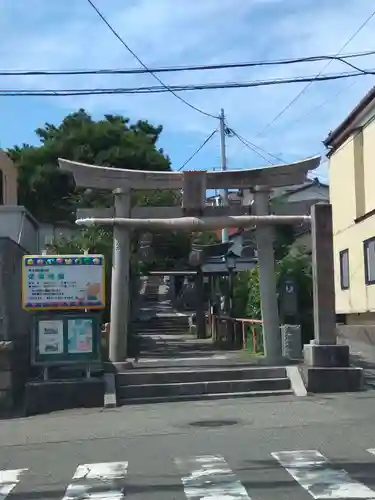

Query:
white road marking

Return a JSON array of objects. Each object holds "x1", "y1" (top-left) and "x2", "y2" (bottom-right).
[
  {"x1": 0, "y1": 469, "x2": 27, "y2": 500},
  {"x1": 62, "y1": 462, "x2": 128, "y2": 500},
  {"x1": 175, "y1": 455, "x2": 250, "y2": 499},
  {"x1": 272, "y1": 450, "x2": 375, "y2": 499}
]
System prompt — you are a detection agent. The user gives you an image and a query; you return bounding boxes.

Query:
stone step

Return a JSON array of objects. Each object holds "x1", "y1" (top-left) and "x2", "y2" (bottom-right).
[
  {"x1": 133, "y1": 327, "x2": 190, "y2": 333},
  {"x1": 133, "y1": 320, "x2": 190, "y2": 328},
  {"x1": 117, "y1": 366, "x2": 287, "y2": 386},
  {"x1": 117, "y1": 377, "x2": 291, "y2": 400},
  {"x1": 118, "y1": 389, "x2": 293, "y2": 405},
  {"x1": 133, "y1": 321, "x2": 190, "y2": 327},
  {"x1": 134, "y1": 328, "x2": 190, "y2": 334}
]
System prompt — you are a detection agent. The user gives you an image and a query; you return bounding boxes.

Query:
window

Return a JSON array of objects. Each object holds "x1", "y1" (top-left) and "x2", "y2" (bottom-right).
[
  {"x1": 339, "y1": 249, "x2": 350, "y2": 290},
  {"x1": 364, "y1": 237, "x2": 375, "y2": 285}
]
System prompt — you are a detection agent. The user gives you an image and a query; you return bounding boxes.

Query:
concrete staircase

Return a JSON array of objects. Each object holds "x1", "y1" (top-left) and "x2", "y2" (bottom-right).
[
  {"x1": 140, "y1": 276, "x2": 160, "y2": 303},
  {"x1": 116, "y1": 274, "x2": 294, "y2": 405},
  {"x1": 133, "y1": 315, "x2": 190, "y2": 336},
  {"x1": 116, "y1": 366, "x2": 293, "y2": 405}
]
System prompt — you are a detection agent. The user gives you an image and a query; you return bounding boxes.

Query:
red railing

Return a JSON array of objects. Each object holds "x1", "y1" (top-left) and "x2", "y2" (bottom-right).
[{"x1": 211, "y1": 315, "x2": 263, "y2": 352}]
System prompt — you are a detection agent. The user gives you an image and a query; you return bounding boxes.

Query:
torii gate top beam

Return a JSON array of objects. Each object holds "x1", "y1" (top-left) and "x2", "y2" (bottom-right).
[{"x1": 58, "y1": 156, "x2": 321, "y2": 191}]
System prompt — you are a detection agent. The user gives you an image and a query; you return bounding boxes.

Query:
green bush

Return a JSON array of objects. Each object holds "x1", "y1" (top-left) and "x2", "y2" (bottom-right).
[
  {"x1": 46, "y1": 227, "x2": 116, "y2": 322},
  {"x1": 233, "y1": 246, "x2": 313, "y2": 344}
]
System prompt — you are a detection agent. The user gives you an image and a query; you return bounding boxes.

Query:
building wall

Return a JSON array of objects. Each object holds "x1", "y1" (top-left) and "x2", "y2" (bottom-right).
[
  {"x1": 329, "y1": 107, "x2": 375, "y2": 315},
  {"x1": 282, "y1": 185, "x2": 329, "y2": 203},
  {"x1": 333, "y1": 214, "x2": 375, "y2": 314},
  {"x1": 362, "y1": 119, "x2": 375, "y2": 213},
  {"x1": 0, "y1": 206, "x2": 39, "y2": 253},
  {"x1": 38, "y1": 223, "x2": 78, "y2": 251}
]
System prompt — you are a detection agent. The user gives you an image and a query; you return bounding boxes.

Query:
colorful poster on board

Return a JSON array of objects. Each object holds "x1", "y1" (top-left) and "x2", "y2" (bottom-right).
[
  {"x1": 22, "y1": 255, "x2": 105, "y2": 311},
  {"x1": 67, "y1": 318, "x2": 93, "y2": 354},
  {"x1": 38, "y1": 319, "x2": 64, "y2": 355}
]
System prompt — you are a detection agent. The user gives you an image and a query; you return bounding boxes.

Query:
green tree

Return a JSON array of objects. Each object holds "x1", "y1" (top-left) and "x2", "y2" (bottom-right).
[
  {"x1": 236, "y1": 247, "x2": 313, "y2": 342},
  {"x1": 8, "y1": 109, "x2": 171, "y2": 222},
  {"x1": 46, "y1": 227, "x2": 142, "y2": 322}
]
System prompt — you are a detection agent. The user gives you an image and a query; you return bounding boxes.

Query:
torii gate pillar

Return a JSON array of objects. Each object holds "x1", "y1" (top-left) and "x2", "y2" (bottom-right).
[
  {"x1": 109, "y1": 189, "x2": 131, "y2": 363},
  {"x1": 253, "y1": 187, "x2": 281, "y2": 360}
]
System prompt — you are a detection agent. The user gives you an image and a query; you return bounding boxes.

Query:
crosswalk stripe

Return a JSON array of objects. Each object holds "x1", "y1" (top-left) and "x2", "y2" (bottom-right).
[
  {"x1": 175, "y1": 455, "x2": 250, "y2": 499},
  {"x1": 0, "y1": 469, "x2": 27, "y2": 500},
  {"x1": 61, "y1": 462, "x2": 128, "y2": 500},
  {"x1": 272, "y1": 450, "x2": 375, "y2": 499}
]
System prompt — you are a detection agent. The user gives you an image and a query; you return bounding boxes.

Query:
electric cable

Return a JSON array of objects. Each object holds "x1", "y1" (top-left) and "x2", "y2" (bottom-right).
[
  {"x1": 255, "y1": 8, "x2": 375, "y2": 137},
  {"x1": 229, "y1": 128, "x2": 285, "y2": 164},
  {"x1": 1, "y1": 69, "x2": 372, "y2": 97},
  {"x1": 1, "y1": 50, "x2": 375, "y2": 76},
  {"x1": 320, "y1": 113, "x2": 375, "y2": 166},
  {"x1": 177, "y1": 130, "x2": 217, "y2": 171},
  {"x1": 86, "y1": 0, "x2": 217, "y2": 119}
]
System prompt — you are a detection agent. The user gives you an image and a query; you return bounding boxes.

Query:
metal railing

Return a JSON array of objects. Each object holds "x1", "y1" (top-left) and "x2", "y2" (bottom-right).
[{"x1": 211, "y1": 315, "x2": 264, "y2": 353}]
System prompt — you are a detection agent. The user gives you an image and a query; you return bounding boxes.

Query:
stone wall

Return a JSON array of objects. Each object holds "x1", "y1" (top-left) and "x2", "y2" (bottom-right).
[
  {"x1": 0, "y1": 341, "x2": 13, "y2": 413},
  {"x1": 0, "y1": 238, "x2": 31, "y2": 416},
  {"x1": 0, "y1": 338, "x2": 29, "y2": 415}
]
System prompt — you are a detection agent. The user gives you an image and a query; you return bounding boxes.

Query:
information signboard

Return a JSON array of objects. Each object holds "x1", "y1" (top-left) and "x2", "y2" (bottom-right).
[
  {"x1": 22, "y1": 254, "x2": 105, "y2": 311},
  {"x1": 32, "y1": 313, "x2": 101, "y2": 366}
]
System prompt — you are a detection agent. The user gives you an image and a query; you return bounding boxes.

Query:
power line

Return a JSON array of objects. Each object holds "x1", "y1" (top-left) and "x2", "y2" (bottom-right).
[
  {"x1": 321, "y1": 113, "x2": 375, "y2": 166},
  {"x1": 2, "y1": 50, "x2": 375, "y2": 77},
  {"x1": 283, "y1": 77, "x2": 360, "y2": 128},
  {"x1": 231, "y1": 129, "x2": 329, "y2": 186},
  {"x1": 255, "y1": 9, "x2": 375, "y2": 137},
  {"x1": 177, "y1": 130, "x2": 217, "y2": 171},
  {"x1": 86, "y1": 0, "x2": 217, "y2": 119},
  {"x1": 228, "y1": 127, "x2": 328, "y2": 185},
  {"x1": 1, "y1": 69, "x2": 373, "y2": 97},
  {"x1": 228, "y1": 129, "x2": 281, "y2": 165},
  {"x1": 233, "y1": 134, "x2": 274, "y2": 165}
]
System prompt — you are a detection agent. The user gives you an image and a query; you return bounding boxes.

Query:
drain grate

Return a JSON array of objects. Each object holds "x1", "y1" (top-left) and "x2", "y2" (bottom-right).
[{"x1": 188, "y1": 419, "x2": 239, "y2": 428}]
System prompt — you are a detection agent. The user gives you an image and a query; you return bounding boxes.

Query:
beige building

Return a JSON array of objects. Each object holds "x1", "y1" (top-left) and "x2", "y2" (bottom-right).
[{"x1": 325, "y1": 86, "x2": 375, "y2": 327}]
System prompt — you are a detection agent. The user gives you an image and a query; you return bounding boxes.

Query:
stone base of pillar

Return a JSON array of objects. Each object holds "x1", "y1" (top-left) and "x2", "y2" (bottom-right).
[
  {"x1": 304, "y1": 343, "x2": 350, "y2": 367},
  {"x1": 303, "y1": 343, "x2": 363, "y2": 393}
]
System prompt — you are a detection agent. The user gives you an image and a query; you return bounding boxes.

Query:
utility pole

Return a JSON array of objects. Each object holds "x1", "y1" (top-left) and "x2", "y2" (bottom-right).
[
  {"x1": 219, "y1": 108, "x2": 228, "y2": 243},
  {"x1": 219, "y1": 109, "x2": 231, "y2": 321}
]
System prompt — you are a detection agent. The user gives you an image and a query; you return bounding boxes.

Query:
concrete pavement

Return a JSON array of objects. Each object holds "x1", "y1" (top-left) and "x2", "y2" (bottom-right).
[{"x1": 2, "y1": 392, "x2": 375, "y2": 499}]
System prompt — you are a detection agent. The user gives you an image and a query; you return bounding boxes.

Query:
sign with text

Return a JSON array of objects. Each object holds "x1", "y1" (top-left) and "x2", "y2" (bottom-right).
[
  {"x1": 68, "y1": 318, "x2": 94, "y2": 353},
  {"x1": 31, "y1": 313, "x2": 101, "y2": 366},
  {"x1": 22, "y1": 254, "x2": 105, "y2": 311},
  {"x1": 38, "y1": 319, "x2": 64, "y2": 355}
]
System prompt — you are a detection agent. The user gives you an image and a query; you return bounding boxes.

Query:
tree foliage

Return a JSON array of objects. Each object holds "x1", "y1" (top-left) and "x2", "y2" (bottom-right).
[
  {"x1": 233, "y1": 246, "x2": 313, "y2": 342},
  {"x1": 8, "y1": 109, "x2": 171, "y2": 222}
]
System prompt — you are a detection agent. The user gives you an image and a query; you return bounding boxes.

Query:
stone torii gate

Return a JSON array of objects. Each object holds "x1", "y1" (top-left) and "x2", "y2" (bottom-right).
[{"x1": 59, "y1": 156, "x2": 320, "y2": 366}]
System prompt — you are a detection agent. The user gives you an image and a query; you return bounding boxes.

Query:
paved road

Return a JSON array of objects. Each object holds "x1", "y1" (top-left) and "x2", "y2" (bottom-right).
[{"x1": 2, "y1": 391, "x2": 375, "y2": 499}]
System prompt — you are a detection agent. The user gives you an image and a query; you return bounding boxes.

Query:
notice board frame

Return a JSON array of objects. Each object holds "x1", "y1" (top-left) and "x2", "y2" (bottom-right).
[{"x1": 31, "y1": 311, "x2": 102, "y2": 367}]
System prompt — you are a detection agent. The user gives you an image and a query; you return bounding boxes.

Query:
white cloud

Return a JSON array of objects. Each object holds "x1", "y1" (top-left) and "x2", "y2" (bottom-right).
[{"x1": 0, "y1": 0, "x2": 374, "y2": 177}]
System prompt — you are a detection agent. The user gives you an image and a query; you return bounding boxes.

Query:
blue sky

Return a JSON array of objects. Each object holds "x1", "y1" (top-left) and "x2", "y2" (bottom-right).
[{"x1": 1, "y1": 0, "x2": 375, "y2": 183}]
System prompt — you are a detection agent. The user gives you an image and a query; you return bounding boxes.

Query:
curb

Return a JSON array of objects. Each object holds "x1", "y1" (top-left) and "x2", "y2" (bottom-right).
[
  {"x1": 286, "y1": 365, "x2": 307, "y2": 397},
  {"x1": 103, "y1": 373, "x2": 117, "y2": 409}
]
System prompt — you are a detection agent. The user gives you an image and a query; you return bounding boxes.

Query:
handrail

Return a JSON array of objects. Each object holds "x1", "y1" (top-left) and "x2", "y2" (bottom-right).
[
  {"x1": 218, "y1": 315, "x2": 262, "y2": 325},
  {"x1": 212, "y1": 315, "x2": 263, "y2": 352}
]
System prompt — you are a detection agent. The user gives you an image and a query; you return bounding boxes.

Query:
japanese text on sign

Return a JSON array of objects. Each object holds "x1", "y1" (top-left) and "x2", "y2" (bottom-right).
[{"x1": 22, "y1": 255, "x2": 105, "y2": 311}]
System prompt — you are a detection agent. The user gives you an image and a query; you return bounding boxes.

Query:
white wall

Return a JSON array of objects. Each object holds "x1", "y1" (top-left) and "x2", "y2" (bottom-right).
[
  {"x1": 0, "y1": 206, "x2": 39, "y2": 253},
  {"x1": 38, "y1": 223, "x2": 79, "y2": 251}
]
